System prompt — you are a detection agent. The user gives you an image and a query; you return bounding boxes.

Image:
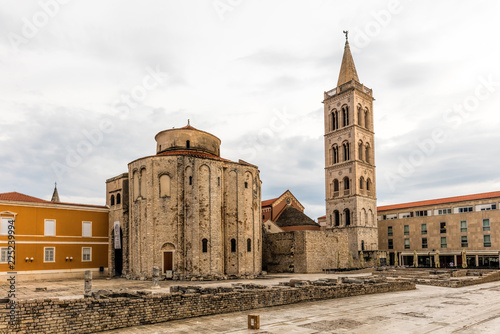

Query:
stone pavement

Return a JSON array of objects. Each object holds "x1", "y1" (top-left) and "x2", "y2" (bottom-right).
[{"x1": 100, "y1": 281, "x2": 500, "y2": 334}]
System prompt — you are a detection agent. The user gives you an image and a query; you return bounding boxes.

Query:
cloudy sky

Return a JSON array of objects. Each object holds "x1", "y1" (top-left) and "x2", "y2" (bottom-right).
[{"x1": 1, "y1": 0, "x2": 499, "y2": 220}]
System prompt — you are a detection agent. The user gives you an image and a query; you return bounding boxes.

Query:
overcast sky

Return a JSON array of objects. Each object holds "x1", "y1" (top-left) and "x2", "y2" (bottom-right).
[{"x1": 1, "y1": 0, "x2": 499, "y2": 220}]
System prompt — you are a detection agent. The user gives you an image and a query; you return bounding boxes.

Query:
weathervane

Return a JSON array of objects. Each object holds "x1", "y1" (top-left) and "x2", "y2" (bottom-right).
[{"x1": 343, "y1": 30, "x2": 348, "y2": 42}]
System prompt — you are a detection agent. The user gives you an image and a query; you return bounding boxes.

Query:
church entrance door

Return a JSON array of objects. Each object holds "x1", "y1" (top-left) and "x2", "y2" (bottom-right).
[{"x1": 163, "y1": 251, "x2": 173, "y2": 273}]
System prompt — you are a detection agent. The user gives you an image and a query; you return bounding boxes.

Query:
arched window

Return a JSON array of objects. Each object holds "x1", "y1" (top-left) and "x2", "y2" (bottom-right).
[
  {"x1": 358, "y1": 141, "x2": 363, "y2": 160},
  {"x1": 116, "y1": 193, "x2": 121, "y2": 205},
  {"x1": 332, "y1": 145, "x2": 339, "y2": 164},
  {"x1": 345, "y1": 209, "x2": 351, "y2": 226},
  {"x1": 160, "y1": 174, "x2": 171, "y2": 197},
  {"x1": 357, "y1": 105, "x2": 363, "y2": 127},
  {"x1": 231, "y1": 239, "x2": 236, "y2": 252},
  {"x1": 110, "y1": 195, "x2": 115, "y2": 206},
  {"x1": 343, "y1": 177, "x2": 350, "y2": 190},
  {"x1": 333, "y1": 179, "x2": 339, "y2": 192},
  {"x1": 365, "y1": 108, "x2": 369, "y2": 129},
  {"x1": 342, "y1": 105, "x2": 349, "y2": 126},
  {"x1": 247, "y1": 238, "x2": 252, "y2": 252},
  {"x1": 133, "y1": 170, "x2": 139, "y2": 200},
  {"x1": 140, "y1": 169, "x2": 147, "y2": 199},
  {"x1": 202, "y1": 238, "x2": 208, "y2": 253},
  {"x1": 343, "y1": 177, "x2": 350, "y2": 195},
  {"x1": 189, "y1": 176, "x2": 193, "y2": 185},
  {"x1": 186, "y1": 140, "x2": 190, "y2": 149},
  {"x1": 365, "y1": 145, "x2": 370, "y2": 164},
  {"x1": 360, "y1": 176, "x2": 364, "y2": 190},
  {"x1": 343, "y1": 142, "x2": 350, "y2": 161},
  {"x1": 334, "y1": 210, "x2": 340, "y2": 226},
  {"x1": 332, "y1": 110, "x2": 338, "y2": 131},
  {"x1": 367, "y1": 178, "x2": 372, "y2": 194}
]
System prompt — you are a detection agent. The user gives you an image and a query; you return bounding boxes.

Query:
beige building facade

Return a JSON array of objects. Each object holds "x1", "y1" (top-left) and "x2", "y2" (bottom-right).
[
  {"x1": 323, "y1": 36, "x2": 378, "y2": 256},
  {"x1": 378, "y1": 191, "x2": 500, "y2": 268},
  {"x1": 106, "y1": 123, "x2": 262, "y2": 280}
]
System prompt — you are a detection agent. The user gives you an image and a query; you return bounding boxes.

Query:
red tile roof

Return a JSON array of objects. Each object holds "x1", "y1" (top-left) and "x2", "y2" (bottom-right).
[
  {"x1": 378, "y1": 190, "x2": 500, "y2": 212},
  {"x1": 262, "y1": 197, "x2": 279, "y2": 207},
  {"x1": 0, "y1": 192, "x2": 48, "y2": 203},
  {"x1": 0, "y1": 192, "x2": 107, "y2": 209}
]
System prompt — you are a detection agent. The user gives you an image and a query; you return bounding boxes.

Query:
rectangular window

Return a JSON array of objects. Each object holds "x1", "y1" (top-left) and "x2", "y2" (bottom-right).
[
  {"x1": 387, "y1": 226, "x2": 393, "y2": 237},
  {"x1": 461, "y1": 236, "x2": 468, "y2": 247},
  {"x1": 44, "y1": 247, "x2": 55, "y2": 262},
  {"x1": 404, "y1": 239, "x2": 410, "y2": 249},
  {"x1": 421, "y1": 224, "x2": 427, "y2": 235},
  {"x1": 404, "y1": 225, "x2": 409, "y2": 235},
  {"x1": 476, "y1": 203, "x2": 496, "y2": 211},
  {"x1": 484, "y1": 235, "x2": 491, "y2": 247},
  {"x1": 457, "y1": 206, "x2": 473, "y2": 213},
  {"x1": 437, "y1": 208, "x2": 451, "y2": 215},
  {"x1": 415, "y1": 210, "x2": 429, "y2": 217},
  {"x1": 1, "y1": 217, "x2": 13, "y2": 235},
  {"x1": 422, "y1": 238, "x2": 428, "y2": 249},
  {"x1": 441, "y1": 237, "x2": 447, "y2": 248},
  {"x1": 388, "y1": 239, "x2": 393, "y2": 249},
  {"x1": 440, "y1": 222, "x2": 446, "y2": 234},
  {"x1": 460, "y1": 220, "x2": 467, "y2": 233},
  {"x1": 44, "y1": 219, "x2": 56, "y2": 236},
  {"x1": 0, "y1": 247, "x2": 8, "y2": 263},
  {"x1": 483, "y1": 219, "x2": 490, "y2": 232},
  {"x1": 82, "y1": 247, "x2": 92, "y2": 262},
  {"x1": 399, "y1": 212, "x2": 413, "y2": 219},
  {"x1": 82, "y1": 221, "x2": 92, "y2": 237}
]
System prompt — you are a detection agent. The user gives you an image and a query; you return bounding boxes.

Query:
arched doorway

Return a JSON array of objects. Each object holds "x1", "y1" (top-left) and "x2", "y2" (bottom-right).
[{"x1": 161, "y1": 243, "x2": 175, "y2": 278}]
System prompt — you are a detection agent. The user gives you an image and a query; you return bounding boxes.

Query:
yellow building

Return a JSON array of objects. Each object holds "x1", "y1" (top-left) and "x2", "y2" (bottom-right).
[
  {"x1": 378, "y1": 191, "x2": 500, "y2": 268},
  {"x1": 0, "y1": 190, "x2": 108, "y2": 279}
]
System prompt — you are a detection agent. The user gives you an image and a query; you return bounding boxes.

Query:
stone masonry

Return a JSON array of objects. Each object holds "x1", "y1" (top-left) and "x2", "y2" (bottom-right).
[
  {"x1": 106, "y1": 123, "x2": 262, "y2": 280},
  {"x1": 1, "y1": 280, "x2": 415, "y2": 333}
]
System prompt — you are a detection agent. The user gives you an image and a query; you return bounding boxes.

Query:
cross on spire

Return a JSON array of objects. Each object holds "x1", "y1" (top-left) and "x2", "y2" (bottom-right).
[{"x1": 343, "y1": 30, "x2": 348, "y2": 42}]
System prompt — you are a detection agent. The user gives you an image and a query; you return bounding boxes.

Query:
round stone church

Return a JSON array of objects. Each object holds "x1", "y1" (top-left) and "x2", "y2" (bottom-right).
[{"x1": 106, "y1": 123, "x2": 262, "y2": 280}]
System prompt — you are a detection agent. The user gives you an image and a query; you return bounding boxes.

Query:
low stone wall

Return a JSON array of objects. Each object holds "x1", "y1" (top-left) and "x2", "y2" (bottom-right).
[
  {"x1": 375, "y1": 269, "x2": 500, "y2": 288},
  {"x1": 413, "y1": 270, "x2": 500, "y2": 288},
  {"x1": 1, "y1": 280, "x2": 415, "y2": 333}
]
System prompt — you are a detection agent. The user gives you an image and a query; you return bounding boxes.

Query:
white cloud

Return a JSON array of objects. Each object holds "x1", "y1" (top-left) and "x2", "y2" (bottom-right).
[{"x1": 0, "y1": 0, "x2": 499, "y2": 219}]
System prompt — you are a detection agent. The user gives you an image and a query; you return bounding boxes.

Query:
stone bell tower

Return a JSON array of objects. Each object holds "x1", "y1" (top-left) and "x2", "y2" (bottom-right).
[{"x1": 323, "y1": 32, "x2": 378, "y2": 256}]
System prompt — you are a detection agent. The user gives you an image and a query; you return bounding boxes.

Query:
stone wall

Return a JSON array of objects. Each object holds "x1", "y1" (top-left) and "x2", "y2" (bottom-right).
[
  {"x1": 374, "y1": 268, "x2": 500, "y2": 288},
  {"x1": 263, "y1": 230, "x2": 349, "y2": 272},
  {"x1": 1, "y1": 281, "x2": 415, "y2": 333},
  {"x1": 123, "y1": 154, "x2": 262, "y2": 280}
]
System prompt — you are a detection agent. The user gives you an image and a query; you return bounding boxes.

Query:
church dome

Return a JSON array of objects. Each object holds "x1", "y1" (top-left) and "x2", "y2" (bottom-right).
[{"x1": 154, "y1": 122, "x2": 221, "y2": 157}]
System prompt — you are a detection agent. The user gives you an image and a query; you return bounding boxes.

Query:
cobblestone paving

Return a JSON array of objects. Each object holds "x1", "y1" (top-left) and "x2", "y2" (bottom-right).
[{"x1": 100, "y1": 281, "x2": 500, "y2": 334}]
